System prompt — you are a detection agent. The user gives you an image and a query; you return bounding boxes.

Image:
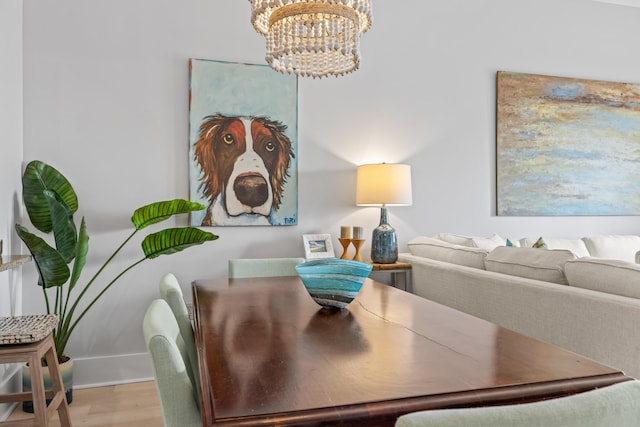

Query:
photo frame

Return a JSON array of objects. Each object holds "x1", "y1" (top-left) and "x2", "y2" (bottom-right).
[{"x1": 303, "y1": 234, "x2": 335, "y2": 259}]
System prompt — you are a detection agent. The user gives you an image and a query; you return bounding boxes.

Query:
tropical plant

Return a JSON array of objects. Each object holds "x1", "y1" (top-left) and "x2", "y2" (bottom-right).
[{"x1": 15, "y1": 160, "x2": 218, "y2": 362}]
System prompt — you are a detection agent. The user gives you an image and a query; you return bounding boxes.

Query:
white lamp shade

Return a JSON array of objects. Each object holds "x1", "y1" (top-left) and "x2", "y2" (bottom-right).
[{"x1": 356, "y1": 164, "x2": 413, "y2": 206}]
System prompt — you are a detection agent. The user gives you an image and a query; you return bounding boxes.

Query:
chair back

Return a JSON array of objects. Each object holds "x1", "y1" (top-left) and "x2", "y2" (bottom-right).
[
  {"x1": 228, "y1": 257, "x2": 306, "y2": 278},
  {"x1": 158, "y1": 273, "x2": 199, "y2": 401},
  {"x1": 395, "y1": 380, "x2": 640, "y2": 427},
  {"x1": 143, "y1": 299, "x2": 201, "y2": 427}
]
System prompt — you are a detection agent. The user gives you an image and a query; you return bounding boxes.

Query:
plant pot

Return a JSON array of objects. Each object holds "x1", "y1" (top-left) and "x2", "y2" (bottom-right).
[{"x1": 22, "y1": 356, "x2": 73, "y2": 413}]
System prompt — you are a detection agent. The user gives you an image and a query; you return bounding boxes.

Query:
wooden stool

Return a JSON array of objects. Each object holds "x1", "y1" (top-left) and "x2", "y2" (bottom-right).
[{"x1": 0, "y1": 315, "x2": 72, "y2": 426}]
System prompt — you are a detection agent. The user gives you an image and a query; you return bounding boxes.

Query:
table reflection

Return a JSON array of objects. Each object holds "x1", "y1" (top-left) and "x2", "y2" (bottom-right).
[{"x1": 302, "y1": 308, "x2": 370, "y2": 355}]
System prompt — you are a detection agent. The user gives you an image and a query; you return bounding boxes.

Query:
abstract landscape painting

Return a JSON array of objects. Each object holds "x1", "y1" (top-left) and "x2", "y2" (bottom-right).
[{"x1": 496, "y1": 71, "x2": 640, "y2": 216}]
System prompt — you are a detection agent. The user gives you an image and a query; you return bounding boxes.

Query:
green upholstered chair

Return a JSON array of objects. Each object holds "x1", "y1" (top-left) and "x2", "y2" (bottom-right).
[
  {"x1": 158, "y1": 273, "x2": 199, "y2": 401},
  {"x1": 394, "y1": 380, "x2": 640, "y2": 427},
  {"x1": 143, "y1": 299, "x2": 201, "y2": 427},
  {"x1": 228, "y1": 257, "x2": 306, "y2": 278}
]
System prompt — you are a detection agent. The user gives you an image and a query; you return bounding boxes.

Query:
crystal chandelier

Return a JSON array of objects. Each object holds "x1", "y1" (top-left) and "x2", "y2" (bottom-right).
[{"x1": 249, "y1": 0, "x2": 373, "y2": 78}]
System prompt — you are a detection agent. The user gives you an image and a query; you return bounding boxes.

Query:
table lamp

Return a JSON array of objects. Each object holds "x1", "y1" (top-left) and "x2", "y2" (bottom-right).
[{"x1": 356, "y1": 163, "x2": 412, "y2": 263}]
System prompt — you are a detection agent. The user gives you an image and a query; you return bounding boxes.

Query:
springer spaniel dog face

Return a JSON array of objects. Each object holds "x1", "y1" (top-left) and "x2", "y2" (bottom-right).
[{"x1": 194, "y1": 114, "x2": 294, "y2": 226}]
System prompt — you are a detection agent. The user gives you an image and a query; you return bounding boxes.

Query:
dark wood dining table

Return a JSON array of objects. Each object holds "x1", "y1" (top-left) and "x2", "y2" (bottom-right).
[{"x1": 191, "y1": 276, "x2": 630, "y2": 427}]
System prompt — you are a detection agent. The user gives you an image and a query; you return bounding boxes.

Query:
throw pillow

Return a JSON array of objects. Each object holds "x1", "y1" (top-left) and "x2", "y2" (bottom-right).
[
  {"x1": 582, "y1": 235, "x2": 640, "y2": 263},
  {"x1": 506, "y1": 238, "x2": 520, "y2": 247},
  {"x1": 532, "y1": 237, "x2": 548, "y2": 249},
  {"x1": 518, "y1": 237, "x2": 590, "y2": 257}
]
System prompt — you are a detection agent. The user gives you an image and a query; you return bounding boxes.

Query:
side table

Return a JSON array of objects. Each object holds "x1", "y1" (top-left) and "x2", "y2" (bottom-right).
[{"x1": 369, "y1": 262, "x2": 412, "y2": 292}]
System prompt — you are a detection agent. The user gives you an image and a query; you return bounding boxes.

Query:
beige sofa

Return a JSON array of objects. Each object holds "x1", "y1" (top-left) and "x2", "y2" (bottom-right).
[{"x1": 398, "y1": 234, "x2": 640, "y2": 379}]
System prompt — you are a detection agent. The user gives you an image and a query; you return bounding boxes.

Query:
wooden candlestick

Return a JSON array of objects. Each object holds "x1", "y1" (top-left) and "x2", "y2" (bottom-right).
[
  {"x1": 351, "y1": 239, "x2": 365, "y2": 262},
  {"x1": 338, "y1": 238, "x2": 352, "y2": 259}
]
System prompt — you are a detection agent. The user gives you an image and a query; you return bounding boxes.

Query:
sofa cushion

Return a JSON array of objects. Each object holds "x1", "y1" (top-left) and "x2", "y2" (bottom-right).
[
  {"x1": 519, "y1": 237, "x2": 590, "y2": 257},
  {"x1": 436, "y1": 233, "x2": 505, "y2": 250},
  {"x1": 408, "y1": 236, "x2": 489, "y2": 269},
  {"x1": 582, "y1": 235, "x2": 640, "y2": 263},
  {"x1": 485, "y1": 247, "x2": 576, "y2": 285},
  {"x1": 565, "y1": 257, "x2": 640, "y2": 299},
  {"x1": 433, "y1": 233, "x2": 506, "y2": 250},
  {"x1": 435, "y1": 233, "x2": 475, "y2": 247}
]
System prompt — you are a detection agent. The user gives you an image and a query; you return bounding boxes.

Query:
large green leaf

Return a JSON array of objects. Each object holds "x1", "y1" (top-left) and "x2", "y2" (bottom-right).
[
  {"x1": 141, "y1": 228, "x2": 218, "y2": 259},
  {"x1": 131, "y1": 199, "x2": 205, "y2": 230},
  {"x1": 45, "y1": 190, "x2": 77, "y2": 263},
  {"x1": 69, "y1": 217, "x2": 89, "y2": 291},
  {"x1": 15, "y1": 224, "x2": 70, "y2": 288},
  {"x1": 22, "y1": 161, "x2": 78, "y2": 233}
]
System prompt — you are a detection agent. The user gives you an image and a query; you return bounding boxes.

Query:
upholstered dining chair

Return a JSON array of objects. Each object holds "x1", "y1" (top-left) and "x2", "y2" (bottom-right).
[
  {"x1": 143, "y1": 299, "x2": 201, "y2": 427},
  {"x1": 158, "y1": 273, "x2": 199, "y2": 400},
  {"x1": 394, "y1": 380, "x2": 640, "y2": 427},
  {"x1": 228, "y1": 257, "x2": 306, "y2": 278}
]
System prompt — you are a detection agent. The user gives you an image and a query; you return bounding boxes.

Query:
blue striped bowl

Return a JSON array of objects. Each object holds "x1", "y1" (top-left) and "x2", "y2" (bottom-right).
[{"x1": 296, "y1": 259, "x2": 372, "y2": 310}]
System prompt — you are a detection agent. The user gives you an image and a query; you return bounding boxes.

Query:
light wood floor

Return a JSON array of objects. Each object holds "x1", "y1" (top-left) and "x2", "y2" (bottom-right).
[{"x1": 6, "y1": 381, "x2": 164, "y2": 426}]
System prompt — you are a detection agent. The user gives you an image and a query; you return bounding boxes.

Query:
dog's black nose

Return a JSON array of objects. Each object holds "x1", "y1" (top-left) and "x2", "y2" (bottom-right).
[{"x1": 234, "y1": 173, "x2": 269, "y2": 207}]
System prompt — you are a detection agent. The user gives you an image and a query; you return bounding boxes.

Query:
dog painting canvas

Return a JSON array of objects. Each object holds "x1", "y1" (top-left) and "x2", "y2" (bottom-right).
[{"x1": 189, "y1": 59, "x2": 298, "y2": 226}]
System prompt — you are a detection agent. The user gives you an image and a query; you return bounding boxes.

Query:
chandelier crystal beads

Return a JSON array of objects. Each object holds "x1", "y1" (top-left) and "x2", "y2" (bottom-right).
[{"x1": 249, "y1": 0, "x2": 373, "y2": 78}]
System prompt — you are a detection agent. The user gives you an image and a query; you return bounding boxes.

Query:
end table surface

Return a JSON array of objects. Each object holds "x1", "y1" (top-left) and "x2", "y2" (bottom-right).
[
  {"x1": 369, "y1": 261, "x2": 412, "y2": 271},
  {"x1": 192, "y1": 276, "x2": 629, "y2": 427}
]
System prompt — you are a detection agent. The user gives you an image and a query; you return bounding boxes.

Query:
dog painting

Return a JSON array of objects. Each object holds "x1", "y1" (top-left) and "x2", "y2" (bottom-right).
[
  {"x1": 188, "y1": 59, "x2": 298, "y2": 226},
  {"x1": 193, "y1": 114, "x2": 294, "y2": 226}
]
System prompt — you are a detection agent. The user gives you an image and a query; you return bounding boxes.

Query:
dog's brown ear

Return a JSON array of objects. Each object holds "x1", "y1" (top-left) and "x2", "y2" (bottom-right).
[
  {"x1": 194, "y1": 115, "x2": 225, "y2": 201},
  {"x1": 263, "y1": 119, "x2": 295, "y2": 210}
]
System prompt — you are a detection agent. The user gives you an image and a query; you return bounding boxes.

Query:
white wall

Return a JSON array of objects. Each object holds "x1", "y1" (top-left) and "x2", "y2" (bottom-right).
[
  {"x1": 0, "y1": 0, "x2": 23, "y2": 419},
  {"x1": 18, "y1": 0, "x2": 640, "y2": 387},
  {"x1": 0, "y1": 0, "x2": 23, "y2": 314}
]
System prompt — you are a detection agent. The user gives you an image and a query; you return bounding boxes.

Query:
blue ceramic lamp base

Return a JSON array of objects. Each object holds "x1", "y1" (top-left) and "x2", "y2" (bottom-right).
[{"x1": 371, "y1": 206, "x2": 398, "y2": 264}]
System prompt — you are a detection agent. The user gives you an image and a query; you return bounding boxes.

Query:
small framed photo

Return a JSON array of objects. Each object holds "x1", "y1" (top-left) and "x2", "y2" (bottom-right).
[{"x1": 303, "y1": 234, "x2": 335, "y2": 259}]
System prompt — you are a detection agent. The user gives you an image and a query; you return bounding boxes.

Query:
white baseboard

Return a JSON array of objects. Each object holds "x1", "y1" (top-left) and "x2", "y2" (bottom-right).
[{"x1": 72, "y1": 352, "x2": 154, "y2": 389}]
